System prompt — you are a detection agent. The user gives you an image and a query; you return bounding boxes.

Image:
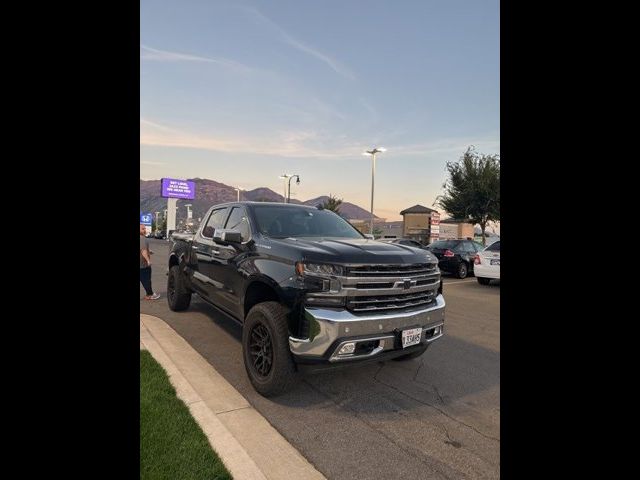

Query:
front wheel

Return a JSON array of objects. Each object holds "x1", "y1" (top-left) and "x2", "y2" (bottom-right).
[
  {"x1": 167, "y1": 265, "x2": 192, "y2": 311},
  {"x1": 243, "y1": 302, "x2": 297, "y2": 397}
]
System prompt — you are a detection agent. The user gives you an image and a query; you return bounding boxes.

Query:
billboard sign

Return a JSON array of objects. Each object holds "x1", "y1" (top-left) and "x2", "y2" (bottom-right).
[
  {"x1": 161, "y1": 178, "x2": 196, "y2": 199},
  {"x1": 430, "y1": 212, "x2": 440, "y2": 225}
]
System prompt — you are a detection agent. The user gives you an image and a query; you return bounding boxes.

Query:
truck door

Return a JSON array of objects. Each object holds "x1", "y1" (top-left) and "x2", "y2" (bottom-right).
[
  {"x1": 191, "y1": 207, "x2": 230, "y2": 301},
  {"x1": 209, "y1": 206, "x2": 252, "y2": 318}
]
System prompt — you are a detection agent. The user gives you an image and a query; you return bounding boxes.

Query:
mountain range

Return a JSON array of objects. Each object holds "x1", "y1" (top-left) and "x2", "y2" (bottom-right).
[{"x1": 140, "y1": 178, "x2": 379, "y2": 222}]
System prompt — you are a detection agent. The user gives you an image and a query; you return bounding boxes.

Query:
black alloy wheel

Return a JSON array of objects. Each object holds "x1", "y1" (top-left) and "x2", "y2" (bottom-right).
[{"x1": 249, "y1": 323, "x2": 273, "y2": 377}]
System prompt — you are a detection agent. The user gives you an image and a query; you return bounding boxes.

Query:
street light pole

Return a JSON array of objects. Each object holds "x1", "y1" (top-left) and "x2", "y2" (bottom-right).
[
  {"x1": 279, "y1": 174, "x2": 293, "y2": 203},
  {"x1": 234, "y1": 187, "x2": 242, "y2": 202},
  {"x1": 287, "y1": 175, "x2": 300, "y2": 203},
  {"x1": 363, "y1": 147, "x2": 386, "y2": 235}
]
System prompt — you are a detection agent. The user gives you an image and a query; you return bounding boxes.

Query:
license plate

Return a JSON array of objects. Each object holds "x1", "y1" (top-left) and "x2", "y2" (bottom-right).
[
  {"x1": 490, "y1": 259, "x2": 500, "y2": 265},
  {"x1": 401, "y1": 327, "x2": 422, "y2": 348}
]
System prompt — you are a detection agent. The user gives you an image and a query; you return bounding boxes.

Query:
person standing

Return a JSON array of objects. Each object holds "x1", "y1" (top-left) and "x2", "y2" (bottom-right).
[{"x1": 140, "y1": 224, "x2": 160, "y2": 300}]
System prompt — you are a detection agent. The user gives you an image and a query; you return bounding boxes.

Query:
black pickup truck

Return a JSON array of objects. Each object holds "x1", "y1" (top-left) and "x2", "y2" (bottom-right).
[{"x1": 168, "y1": 202, "x2": 446, "y2": 396}]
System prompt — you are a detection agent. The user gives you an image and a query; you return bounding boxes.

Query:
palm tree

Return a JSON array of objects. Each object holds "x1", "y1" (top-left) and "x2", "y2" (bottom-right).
[{"x1": 320, "y1": 194, "x2": 343, "y2": 214}]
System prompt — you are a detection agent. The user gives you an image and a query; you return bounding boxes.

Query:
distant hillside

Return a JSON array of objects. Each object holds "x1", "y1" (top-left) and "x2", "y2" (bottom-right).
[
  {"x1": 140, "y1": 179, "x2": 378, "y2": 221},
  {"x1": 302, "y1": 196, "x2": 377, "y2": 220}
]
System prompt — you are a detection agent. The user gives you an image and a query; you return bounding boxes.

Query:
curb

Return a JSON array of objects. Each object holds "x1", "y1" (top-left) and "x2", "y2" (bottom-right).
[{"x1": 140, "y1": 314, "x2": 326, "y2": 480}]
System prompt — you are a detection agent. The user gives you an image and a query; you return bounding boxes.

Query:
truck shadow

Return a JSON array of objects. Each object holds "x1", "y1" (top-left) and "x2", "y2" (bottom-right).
[{"x1": 187, "y1": 297, "x2": 499, "y2": 417}]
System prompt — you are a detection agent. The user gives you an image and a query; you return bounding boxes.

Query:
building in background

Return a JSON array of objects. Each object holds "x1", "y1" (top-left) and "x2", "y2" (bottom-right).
[
  {"x1": 439, "y1": 218, "x2": 475, "y2": 240},
  {"x1": 348, "y1": 218, "x2": 387, "y2": 236},
  {"x1": 399, "y1": 204, "x2": 439, "y2": 244},
  {"x1": 378, "y1": 221, "x2": 404, "y2": 238}
]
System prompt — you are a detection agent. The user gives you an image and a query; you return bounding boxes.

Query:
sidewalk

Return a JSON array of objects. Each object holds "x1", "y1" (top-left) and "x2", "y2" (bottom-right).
[{"x1": 140, "y1": 314, "x2": 326, "y2": 480}]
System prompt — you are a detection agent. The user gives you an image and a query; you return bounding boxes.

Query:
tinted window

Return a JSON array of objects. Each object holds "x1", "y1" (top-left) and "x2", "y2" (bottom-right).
[
  {"x1": 429, "y1": 240, "x2": 460, "y2": 250},
  {"x1": 474, "y1": 242, "x2": 485, "y2": 251},
  {"x1": 225, "y1": 207, "x2": 250, "y2": 241},
  {"x1": 252, "y1": 205, "x2": 363, "y2": 239},
  {"x1": 486, "y1": 241, "x2": 500, "y2": 252},
  {"x1": 461, "y1": 242, "x2": 476, "y2": 253},
  {"x1": 203, "y1": 208, "x2": 229, "y2": 237}
]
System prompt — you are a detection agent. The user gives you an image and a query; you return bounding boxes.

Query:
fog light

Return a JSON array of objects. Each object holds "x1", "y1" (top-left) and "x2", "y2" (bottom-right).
[{"x1": 338, "y1": 342, "x2": 356, "y2": 355}]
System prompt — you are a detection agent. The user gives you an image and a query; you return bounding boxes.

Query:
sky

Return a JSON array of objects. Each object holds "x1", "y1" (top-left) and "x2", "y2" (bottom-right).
[{"x1": 141, "y1": 0, "x2": 499, "y2": 221}]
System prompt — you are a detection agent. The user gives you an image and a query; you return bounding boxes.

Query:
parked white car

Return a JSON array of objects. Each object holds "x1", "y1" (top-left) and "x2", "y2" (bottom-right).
[{"x1": 473, "y1": 241, "x2": 500, "y2": 284}]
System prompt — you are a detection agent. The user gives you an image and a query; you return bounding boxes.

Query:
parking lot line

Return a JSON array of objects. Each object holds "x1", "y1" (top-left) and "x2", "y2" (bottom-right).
[{"x1": 444, "y1": 279, "x2": 476, "y2": 285}]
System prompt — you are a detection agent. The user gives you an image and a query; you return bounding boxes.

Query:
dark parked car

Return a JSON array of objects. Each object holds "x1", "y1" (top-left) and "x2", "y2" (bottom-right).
[
  {"x1": 380, "y1": 238, "x2": 429, "y2": 249},
  {"x1": 426, "y1": 239, "x2": 485, "y2": 279}
]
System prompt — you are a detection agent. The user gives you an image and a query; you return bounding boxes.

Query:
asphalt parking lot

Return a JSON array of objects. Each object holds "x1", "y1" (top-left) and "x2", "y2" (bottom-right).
[{"x1": 140, "y1": 239, "x2": 500, "y2": 480}]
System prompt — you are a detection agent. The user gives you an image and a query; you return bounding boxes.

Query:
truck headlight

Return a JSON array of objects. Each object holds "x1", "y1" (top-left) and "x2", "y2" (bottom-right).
[{"x1": 295, "y1": 262, "x2": 344, "y2": 277}]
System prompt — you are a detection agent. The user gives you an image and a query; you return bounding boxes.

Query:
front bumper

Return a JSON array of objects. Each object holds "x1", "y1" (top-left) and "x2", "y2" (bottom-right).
[{"x1": 289, "y1": 294, "x2": 445, "y2": 363}]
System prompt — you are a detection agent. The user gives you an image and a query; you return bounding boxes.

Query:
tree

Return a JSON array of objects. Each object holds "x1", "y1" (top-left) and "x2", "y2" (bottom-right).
[
  {"x1": 320, "y1": 194, "x2": 343, "y2": 214},
  {"x1": 434, "y1": 146, "x2": 500, "y2": 245}
]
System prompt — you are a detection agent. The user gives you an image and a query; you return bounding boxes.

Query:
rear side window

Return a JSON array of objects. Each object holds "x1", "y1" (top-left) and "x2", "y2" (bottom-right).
[
  {"x1": 225, "y1": 207, "x2": 251, "y2": 242},
  {"x1": 486, "y1": 241, "x2": 500, "y2": 252},
  {"x1": 460, "y1": 242, "x2": 477, "y2": 253}
]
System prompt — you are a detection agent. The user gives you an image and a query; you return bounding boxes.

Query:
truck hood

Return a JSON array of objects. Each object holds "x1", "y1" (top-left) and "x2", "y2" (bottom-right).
[{"x1": 267, "y1": 237, "x2": 437, "y2": 264}]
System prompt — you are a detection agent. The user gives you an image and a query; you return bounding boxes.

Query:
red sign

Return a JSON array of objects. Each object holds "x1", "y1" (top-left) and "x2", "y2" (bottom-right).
[{"x1": 430, "y1": 212, "x2": 440, "y2": 225}]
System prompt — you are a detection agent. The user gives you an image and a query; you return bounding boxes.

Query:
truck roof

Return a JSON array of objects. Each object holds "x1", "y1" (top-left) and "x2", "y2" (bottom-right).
[{"x1": 210, "y1": 201, "x2": 320, "y2": 210}]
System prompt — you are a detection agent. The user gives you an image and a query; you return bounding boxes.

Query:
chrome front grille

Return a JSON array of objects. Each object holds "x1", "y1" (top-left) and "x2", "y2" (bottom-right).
[
  {"x1": 346, "y1": 263, "x2": 437, "y2": 278},
  {"x1": 346, "y1": 290, "x2": 437, "y2": 313},
  {"x1": 341, "y1": 263, "x2": 440, "y2": 314}
]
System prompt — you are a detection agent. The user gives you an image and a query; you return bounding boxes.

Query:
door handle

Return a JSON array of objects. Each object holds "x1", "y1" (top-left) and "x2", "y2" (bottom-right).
[{"x1": 211, "y1": 249, "x2": 220, "y2": 255}]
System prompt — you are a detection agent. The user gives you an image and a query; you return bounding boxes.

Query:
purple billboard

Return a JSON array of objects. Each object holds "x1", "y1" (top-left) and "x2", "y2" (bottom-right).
[{"x1": 161, "y1": 178, "x2": 196, "y2": 199}]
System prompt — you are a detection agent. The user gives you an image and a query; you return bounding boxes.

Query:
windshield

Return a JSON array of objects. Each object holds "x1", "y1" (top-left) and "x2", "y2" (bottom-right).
[{"x1": 252, "y1": 205, "x2": 364, "y2": 239}]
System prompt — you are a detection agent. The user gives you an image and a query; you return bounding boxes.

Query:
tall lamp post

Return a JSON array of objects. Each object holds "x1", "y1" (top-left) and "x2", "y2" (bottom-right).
[
  {"x1": 234, "y1": 187, "x2": 243, "y2": 202},
  {"x1": 278, "y1": 174, "x2": 291, "y2": 203},
  {"x1": 287, "y1": 175, "x2": 300, "y2": 203},
  {"x1": 278, "y1": 174, "x2": 299, "y2": 203},
  {"x1": 363, "y1": 147, "x2": 386, "y2": 235}
]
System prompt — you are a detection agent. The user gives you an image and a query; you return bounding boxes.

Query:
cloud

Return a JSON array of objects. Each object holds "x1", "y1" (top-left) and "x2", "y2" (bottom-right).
[
  {"x1": 240, "y1": 7, "x2": 355, "y2": 80},
  {"x1": 389, "y1": 137, "x2": 500, "y2": 157},
  {"x1": 140, "y1": 118, "x2": 362, "y2": 158},
  {"x1": 140, "y1": 45, "x2": 253, "y2": 72},
  {"x1": 141, "y1": 118, "x2": 498, "y2": 162}
]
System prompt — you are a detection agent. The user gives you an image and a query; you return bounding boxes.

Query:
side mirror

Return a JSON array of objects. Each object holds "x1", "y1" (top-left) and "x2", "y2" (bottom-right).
[
  {"x1": 213, "y1": 229, "x2": 243, "y2": 244},
  {"x1": 202, "y1": 226, "x2": 215, "y2": 238},
  {"x1": 364, "y1": 234, "x2": 375, "y2": 240}
]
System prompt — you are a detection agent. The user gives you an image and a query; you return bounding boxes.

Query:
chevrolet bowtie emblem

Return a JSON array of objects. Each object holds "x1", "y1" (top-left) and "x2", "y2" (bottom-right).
[{"x1": 394, "y1": 279, "x2": 416, "y2": 290}]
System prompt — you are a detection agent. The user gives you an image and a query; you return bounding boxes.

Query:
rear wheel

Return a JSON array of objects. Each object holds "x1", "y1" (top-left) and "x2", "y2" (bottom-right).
[
  {"x1": 243, "y1": 302, "x2": 297, "y2": 397},
  {"x1": 477, "y1": 277, "x2": 491, "y2": 285},
  {"x1": 393, "y1": 344, "x2": 430, "y2": 361},
  {"x1": 457, "y1": 262, "x2": 468, "y2": 279},
  {"x1": 167, "y1": 265, "x2": 192, "y2": 311}
]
